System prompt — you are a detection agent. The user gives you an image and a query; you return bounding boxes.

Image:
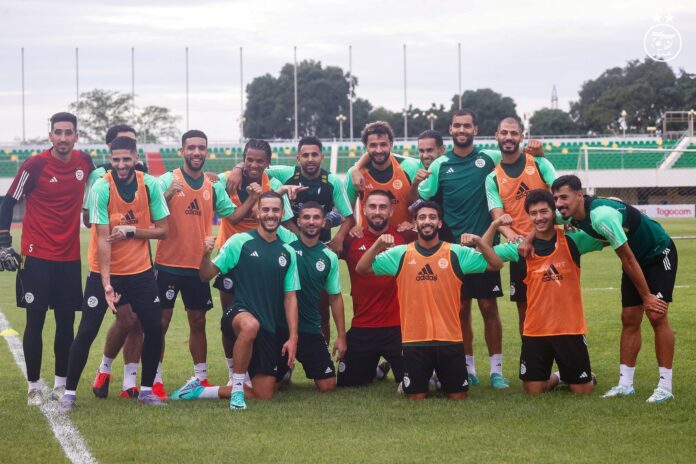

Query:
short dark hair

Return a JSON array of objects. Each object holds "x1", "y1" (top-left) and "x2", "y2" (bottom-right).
[
  {"x1": 244, "y1": 139, "x2": 272, "y2": 161},
  {"x1": 413, "y1": 200, "x2": 442, "y2": 220},
  {"x1": 417, "y1": 130, "x2": 443, "y2": 147},
  {"x1": 258, "y1": 190, "x2": 284, "y2": 206},
  {"x1": 298, "y1": 201, "x2": 323, "y2": 214},
  {"x1": 182, "y1": 129, "x2": 208, "y2": 147},
  {"x1": 361, "y1": 121, "x2": 395, "y2": 145},
  {"x1": 298, "y1": 136, "x2": 322, "y2": 151},
  {"x1": 497, "y1": 117, "x2": 524, "y2": 133},
  {"x1": 105, "y1": 124, "x2": 137, "y2": 145},
  {"x1": 451, "y1": 108, "x2": 477, "y2": 126},
  {"x1": 551, "y1": 175, "x2": 583, "y2": 192},
  {"x1": 365, "y1": 189, "x2": 392, "y2": 204},
  {"x1": 110, "y1": 136, "x2": 137, "y2": 153},
  {"x1": 50, "y1": 112, "x2": 77, "y2": 131},
  {"x1": 524, "y1": 189, "x2": 555, "y2": 213}
]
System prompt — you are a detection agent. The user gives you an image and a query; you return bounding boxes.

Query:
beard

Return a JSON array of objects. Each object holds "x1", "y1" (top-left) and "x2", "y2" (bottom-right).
[
  {"x1": 185, "y1": 157, "x2": 205, "y2": 172},
  {"x1": 417, "y1": 226, "x2": 439, "y2": 241},
  {"x1": 366, "y1": 215, "x2": 388, "y2": 231},
  {"x1": 498, "y1": 140, "x2": 519, "y2": 155},
  {"x1": 260, "y1": 217, "x2": 280, "y2": 233},
  {"x1": 452, "y1": 135, "x2": 473, "y2": 149}
]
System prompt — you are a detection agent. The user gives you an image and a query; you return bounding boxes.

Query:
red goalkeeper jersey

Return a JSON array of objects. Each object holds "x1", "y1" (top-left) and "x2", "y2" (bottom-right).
[{"x1": 6, "y1": 149, "x2": 94, "y2": 261}]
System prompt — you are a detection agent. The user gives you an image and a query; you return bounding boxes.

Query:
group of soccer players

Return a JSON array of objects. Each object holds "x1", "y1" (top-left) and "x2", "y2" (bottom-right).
[{"x1": 0, "y1": 108, "x2": 678, "y2": 413}]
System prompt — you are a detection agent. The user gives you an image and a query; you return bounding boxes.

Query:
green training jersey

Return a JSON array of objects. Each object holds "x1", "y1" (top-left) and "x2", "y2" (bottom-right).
[
  {"x1": 418, "y1": 147, "x2": 502, "y2": 238},
  {"x1": 89, "y1": 173, "x2": 169, "y2": 224},
  {"x1": 82, "y1": 166, "x2": 107, "y2": 209},
  {"x1": 216, "y1": 171, "x2": 294, "y2": 223},
  {"x1": 277, "y1": 239, "x2": 341, "y2": 334},
  {"x1": 213, "y1": 229, "x2": 300, "y2": 333},
  {"x1": 485, "y1": 156, "x2": 557, "y2": 211}
]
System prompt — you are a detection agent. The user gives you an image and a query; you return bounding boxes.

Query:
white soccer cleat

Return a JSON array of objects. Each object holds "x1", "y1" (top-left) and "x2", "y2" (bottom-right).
[
  {"x1": 646, "y1": 387, "x2": 674, "y2": 404},
  {"x1": 27, "y1": 388, "x2": 44, "y2": 406},
  {"x1": 601, "y1": 384, "x2": 636, "y2": 398}
]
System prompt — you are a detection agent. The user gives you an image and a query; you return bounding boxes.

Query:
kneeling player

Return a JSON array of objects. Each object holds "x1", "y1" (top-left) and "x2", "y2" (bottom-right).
[{"x1": 495, "y1": 189, "x2": 603, "y2": 394}]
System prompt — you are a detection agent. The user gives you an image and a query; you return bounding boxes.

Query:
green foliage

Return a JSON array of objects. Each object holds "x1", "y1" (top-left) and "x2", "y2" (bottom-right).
[
  {"x1": 529, "y1": 108, "x2": 579, "y2": 136},
  {"x1": 451, "y1": 89, "x2": 520, "y2": 136}
]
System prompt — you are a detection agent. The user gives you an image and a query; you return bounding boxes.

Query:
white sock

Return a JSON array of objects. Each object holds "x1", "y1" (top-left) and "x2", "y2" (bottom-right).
[
  {"x1": 619, "y1": 364, "x2": 635, "y2": 388},
  {"x1": 226, "y1": 357, "x2": 234, "y2": 380},
  {"x1": 154, "y1": 362, "x2": 163, "y2": 384},
  {"x1": 99, "y1": 355, "x2": 114, "y2": 375},
  {"x1": 54, "y1": 376, "x2": 66, "y2": 389},
  {"x1": 28, "y1": 381, "x2": 42, "y2": 392},
  {"x1": 194, "y1": 363, "x2": 208, "y2": 381},
  {"x1": 489, "y1": 354, "x2": 503, "y2": 376},
  {"x1": 123, "y1": 363, "x2": 138, "y2": 390},
  {"x1": 140, "y1": 386, "x2": 152, "y2": 393},
  {"x1": 244, "y1": 372, "x2": 252, "y2": 388},
  {"x1": 200, "y1": 386, "x2": 220, "y2": 399},
  {"x1": 658, "y1": 367, "x2": 672, "y2": 392},
  {"x1": 231, "y1": 373, "x2": 245, "y2": 393},
  {"x1": 466, "y1": 355, "x2": 476, "y2": 375},
  {"x1": 64, "y1": 389, "x2": 76, "y2": 397}
]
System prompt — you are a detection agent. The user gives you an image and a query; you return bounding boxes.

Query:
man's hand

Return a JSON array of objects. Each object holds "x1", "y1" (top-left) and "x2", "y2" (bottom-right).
[
  {"x1": 246, "y1": 182, "x2": 263, "y2": 201},
  {"x1": 351, "y1": 169, "x2": 366, "y2": 192},
  {"x1": 412, "y1": 169, "x2": 430, "y2": 186},
  {"x1": 327, "y1": 238, "x2": 344, "y2": 255},
  {"x1": 226, "y1": 166, "x2": 243, "y2": 193},
  {"x1": 276, "y1": 185, "x2": 308, "y2": 201},
  {"x1": 203, "y1": 235, "x2": 216, "y2": 255},
  {"x1": 107, "y1": 225, "x2": 136, "y2": 243},
  {"x1": 493, "y1": 213, "x2": 513, "y2": 228},
  {"x1": 0, "y1": 232, "x2": 20, "y2": 272},
  {"x1": 396, "y1": 221, "x2": 414, "y2": 233},
  {"x1": 643, "y1": 294, "x2": 668, "y2": 316},
  {"x1": 376, "y1": 234, "x2": 395, "y2": 251},
  {"x1": 281, "y1": 337, "x2": 298, "y2": 367},
  {"x1": 348, "y1": 224, "x2": 364, "y2": 239},
  {"x1": 460, "y1": 233, "x2": 481, "y2": 247},
  {"x1": 524, "y1": 139, "x2": 544, "y2": 157},
  {"x1": 104, "y1": 285, "x2": 121, "y2": 313},
  {"x1": 332, "y1": 335, "x2": 347, "y2": 361},
  {"x1": 204, "y1": 172, "x2": 220, "y2": 183},
  {"x1": 166, "y1": 178, "x2": 184, "y2": 199}
]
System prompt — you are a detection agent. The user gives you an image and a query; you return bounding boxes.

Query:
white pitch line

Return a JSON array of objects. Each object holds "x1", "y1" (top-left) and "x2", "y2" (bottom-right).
[
  {"x1": 584, "y1": 285, "x2": 690, "y2": 292},
  {"x1": 0, "y1": 310, "x2": 97, "y2": 464}
]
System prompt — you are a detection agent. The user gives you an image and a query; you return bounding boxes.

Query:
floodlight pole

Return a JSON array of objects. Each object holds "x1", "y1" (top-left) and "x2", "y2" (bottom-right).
[
  {"x1": 131, "y1": 47, "x2": 135, "y2": 119},
  {"x1": 403, "y1": 44, "x2": 408, "y2": 140},
  {"x1": 294, "y1": 46, "x2": 299, "y2": 141},
  {"x1": 21, "y1": 47, "x2": 26, "y2": 143},
  {"x1": 185, "y1": 46, "x2": 190, "y2": 131},
  {"x1": 457, "y1": 42, "x2": 462, "y2": 110},
  {"x1": 348, "y1": 44, "x2": 354, "y2": 142},
  {"x1": 75, "y1": 48, "x2": 79, "y2": 105},
  {"x1": 239, "y1": 46, "x2": 244, "y2": 141}
]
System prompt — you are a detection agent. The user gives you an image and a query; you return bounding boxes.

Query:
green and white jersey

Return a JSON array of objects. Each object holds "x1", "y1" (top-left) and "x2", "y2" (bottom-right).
[
  {"x1": 393, "y1": 153, "x2": 425, "y2": 170},
  {"x1": 344, "y1": 155, "x2": 420, "y2": 207},
  {"x1": 418, "y1": 147, "x2": 502, "y2": 238},
  {"x1": 213, "y1": 229, "x2": 300, "y2": 333},
  {"x1": 276, "y1": 239, "x2": 341, "y2": 334},
  {"x1": 571, "y1": 196, "x2": 672, "y2": 264},
  {"x1": 485, "y1": 156, "x2": 557, "y2": 211},
  {"x1": 82, "y1": 166, "x2": 107, "y2": 209},
  {"x1": 216, "y1": 171, "x2": 294, "y2": 223},
  {"x1": 494, "y1": 229, "x2": 604, "y2": 265},
  {"x1": 89, "y1": 173, "x2": 169, "y2": 224}
]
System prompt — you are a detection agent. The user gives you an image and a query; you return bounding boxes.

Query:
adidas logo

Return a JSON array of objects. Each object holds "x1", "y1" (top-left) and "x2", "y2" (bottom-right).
[
  {"x1": 579, "y1": 371, "x2": 588, "y2": 379},
  {"x1": 408, "y1": 259, "x2": 417, "y2": 265},
  {"x1": 542, "y1": 263, "x2": 563, "y2": 282},
  {"x1": 515, "y1": 181, "x2": 530, "y2": 200},
  {"x1": 358, "y1": 245, "x2": 367, "y2": 251},
  {"x1": 324, "y1": 366, "x2": 333, "y2": 374},
  {"x1": 120, "y1": 209, "x2": 138, "y2": 225},
  {"x1": 250, "y1": 251, "x2": 259, "y2": 257},
  {"x1": 446, "y1": 167, "x2": 455, "y2": 174},
  {"x1": 154, "y1": 296, "x2": 160, "y2": 303},
  {"x1": 416, "y1": 264, "x2": 437, "y2": 281},
  {"x1": 185, "y1": 199, "x2": 202, "y2": 216},
  {"x1": 49, "y1": 176, "x2": 58, "y2": 183},
  {"x1": 656, "y1": 292, "x2": 663, "y2": 299},
  {"x1": 296, "y1": 250, "x2": 303, "y2": 256},
  {"x1": 492, "y1": 285, "x2": 500, "y2": 292}
]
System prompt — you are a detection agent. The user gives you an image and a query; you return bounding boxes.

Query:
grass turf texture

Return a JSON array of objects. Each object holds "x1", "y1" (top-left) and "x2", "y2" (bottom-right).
[{"x1": 1, "y1": 219, "x2": 695, "y2": 463}]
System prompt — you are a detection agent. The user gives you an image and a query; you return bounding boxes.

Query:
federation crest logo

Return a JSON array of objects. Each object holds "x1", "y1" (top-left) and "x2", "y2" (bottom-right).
[
  {"x1": 338, "y1": 361, "x2": 346, "y2": 373},
  {"x1": 279, "y1": 255, "x2": 288, "y2": 267},
  {"x1": 474, "y1": 158, "x2": 485, "y2": 168},
  {"x1": 403, "y1": 375, "x2": 411, "y2": 388},
  {"x1": 520, "y1": 361, "x2": 527, "y2": 375},
  {"x1": 316, "y1": 260, "x2": 325, "y2": 272},
  {"x1": 87, "y1": 296, "x2": 99, "y2": 308},
  {"x1": 165, "y1": 289, "x2": 175, "y2": 300},
  {"x1": 203, "y1": 190, "x2": 211, "y2": 201},
  {"x1": 510, "y1": 283, "x2": 516, "y2": 296},
  {"x1": 438, "y1": 258, "x2": 449, "y2": 269},
  {"x1": 223, "y1": 278, "x2": 233, "y2": 290},
  {"x1": 24, "y1": 292, "x2": 35, "y2": 304},
  {"x1": 75, "y1": 169, "x2": 84, "y2": 181},
  {"x1": 525, "y1": 166, "x2": 535, "y2": 175},
  {"x1": 392, "y1": 179, "x2": 403, "y2": 190}
]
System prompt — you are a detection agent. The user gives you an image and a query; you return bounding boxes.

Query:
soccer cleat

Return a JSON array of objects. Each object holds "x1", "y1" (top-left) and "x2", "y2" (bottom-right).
[
  {"x1": 200, "y1": 379, "x2": 214, "y2": 387},
  {"x1": 57, "y1": 394, "x2": 76, "y2": 413},
  {"x1": 375, "y1": 361, "x2": 391, "y2": 381},
  {"x1": 602, "y1": 384, "x2": 636, "y2": 398},
  {"x1": 27, "y1": 388, "x2": 44, "y2": 406},
  {"x1": 468, "y1": 373, "x2": 480, "y2": 386},
  {"x1": 429, "y1": 371, "x2": 442, "y2": 390},
  {"x1": 171, "y1": 378, "x2": 203, "y2": 400},
  {"x1": 49, "y1": 386, "x2": 66, "y2": 401},
  {"x1": 229, "y1": 390, "x2": 247, "y2": 410},
  {"x1": 92, "y1": 371, "x2": 111, "y2": 398},
  {"x1": 281, "y1": 365, "x2": 295, "y2": 384},
  {"x1": 646, "y1": 387, "x2": 674, "y2": 404},
  {"x1": 152, "y1": 382, "x2": 168, "y2": 400},
  {"x1": 138, "y1": 391, "x2": 167, "y2": 407},
  {"x1": 396, "y1": 382, "x2": 404, "y2": 395},
  {"x1": 119, "y1": 387, "x2": 140, "y2": 399},
  {"x1": 490, "y1": 373, "x2": 510, "y2": 390}
]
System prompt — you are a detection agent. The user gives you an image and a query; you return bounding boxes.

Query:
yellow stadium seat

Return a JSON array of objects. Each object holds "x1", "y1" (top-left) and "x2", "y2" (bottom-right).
[
  {"x1": 272, "y1": 153, "x2": 278, "y2": 159},
  {"x1": 657, "y1": 138, "x2": 663, "y2": 146},
  {"x1": 284, "y1": 148, "x2": 291, "y2": 155},
  {"x1": 612, "y1": 143, "x2": 618, "y2": 149},
  {"x1": 225, "y1": 149, "x2": 231, "y2": 155},
  {"x1": 553, "y1": 142, "x2": 561, "y2": 148},
  {"x1": 601, "y1": 141, "x2": 609, "y2": 147},
  {"x1": 91, "y1": 150, "x2": 97, "y2": 156},
  {"x1": 11, "y1": 155, "x2": 18, "y2": 161},
  {"x1": 561, "y1": 148, "x2": 569, "y2": 155},
  {"x1": 545, "y1": 144, "x2": 552, "y2": 152},
  {"x1": 210, "y1": 153, "x2": 217, "y2": 159},
  {"x1": 402, "y1": 151, "x2": 410, "y2": 157},
  {"x1": 348, "y1": 151, "x2": 356, "y2": 158}
]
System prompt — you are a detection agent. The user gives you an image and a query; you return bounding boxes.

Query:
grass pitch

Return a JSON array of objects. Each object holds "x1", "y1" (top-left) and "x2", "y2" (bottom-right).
[{"x1": 1, "y1": 219, "x2": 695, "y2": 463}]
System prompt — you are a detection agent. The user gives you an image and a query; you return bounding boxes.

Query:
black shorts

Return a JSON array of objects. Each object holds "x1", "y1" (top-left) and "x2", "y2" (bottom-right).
[
  {"x1": 461, "y1": 270, "x2": 503, "y2": 300},
  {"x1": 220, "y1": 306, "x2": 278, "y2": 378},
  {"x1": 509, "y1": 259, "x2": 527, "y2": 303},
  {"x1": 82, "y1": 270, "x2": 161, "y2": 316},
  {"x1": 275, "y1": 328, "x2": 335, "y2": 381},
  {"x1": 212, "y1": 271, "x2": 235, "y2": 295},
  {"x1": 402, "y1": 343, "x2": 469, "y2": 394},
  {"x1": 337, "y1": 326, "x2": 404, "y2": 387},
  {"x1": 16, "y1": 256, "x2": 82, "y2": 312},
  {"x1": 520, "y1": 335, "x2": 592, "y2": 384},
  {"x1": 621, "y1": 242, "x2": 677, "y2": 307},
  {"x1": 156, "y1": 268, "x2": 213, "y2": 311}
]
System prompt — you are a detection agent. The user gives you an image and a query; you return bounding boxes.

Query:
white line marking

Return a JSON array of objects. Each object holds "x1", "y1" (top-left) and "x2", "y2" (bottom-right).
[
  {"x1": 0, "y1": 310, "x2": 97, "y2": 464},
  {"x1": 584, "y1": 285, "x2": 690, "y2": 292}
]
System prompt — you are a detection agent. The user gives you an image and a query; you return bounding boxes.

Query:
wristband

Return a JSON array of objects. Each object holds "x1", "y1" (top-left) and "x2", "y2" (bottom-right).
[{"x1": 126, "y1": 230, "x2": 135, "y2": 239}]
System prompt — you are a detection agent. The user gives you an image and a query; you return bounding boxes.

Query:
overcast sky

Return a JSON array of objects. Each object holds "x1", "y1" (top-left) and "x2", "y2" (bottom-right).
[{"x1": 0, "y1": 0, "x2": 694, "y2": 144}]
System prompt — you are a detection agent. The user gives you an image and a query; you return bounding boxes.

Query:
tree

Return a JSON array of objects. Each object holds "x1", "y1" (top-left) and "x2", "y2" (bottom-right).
[
  {"x1": 529, "y1": 108, "x2": 578, "y2": 136},
  {"x1": 135, "y1": 106, "x2": 181, "y2": 144},
  {"x1": 450, "y1": 89, "x2": 519, "y2": 136},
  {"x1": 570, "y1": 59, "x2": 684, "y2": 134}
]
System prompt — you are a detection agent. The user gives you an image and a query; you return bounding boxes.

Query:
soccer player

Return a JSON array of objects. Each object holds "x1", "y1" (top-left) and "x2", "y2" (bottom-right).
[
  {"x1": 356, "y1": 201, "x2": 503, "y2": 400},
  {"x1": 199, "y1": 191, "x2": 299, "y2": 410},
  {"x1": 406, "y1": 130, "x2": 447, "y2": 204},
  {"x1": 552, "y1": 175, "x2": 676, "y2": 403},
  {"x1": 486, "y1": 117, "x2": 556, "y2": 334},
  {"x1": 153, "y1": 129, "x2": 254, "y2": 397},
  {"x1": 0, "y1": 112, "x2": 94, "y2": 405},
  {"x1": 337, "y1": 190, "x2": 415, "y2": 388},
  {"x1": 58, "y1": 137, "x2": 170, "y2": 412},
  {"x1": 494, "y1": 189, "x2": 603, "y2": 394}
]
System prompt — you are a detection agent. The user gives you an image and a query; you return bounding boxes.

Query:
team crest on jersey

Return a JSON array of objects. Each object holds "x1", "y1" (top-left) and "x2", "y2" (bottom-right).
[
  {"x1": 392, "y1": 179, "x2": 403, "y2": 190},
  {"x1": 24, "y1": 292, "x2": 35, "y2": 304},
  {"x1": 87, "y1": 296, "x2": 99, "y2": 308},
  {"x1": 316, "y1": 260, "x2": 325, "y2": 272},
  {"x1": 525, "y1": 166, "x2": 536, "y2": 175},
  {"x1": 520, "y1": 361, "x2": 527, "y2": 375},
  {"x1": 438, "y1": 258, "x2": 449, "y2": 269},
  {"x1": 279, "y1": 255, "x2": 288, "y2": 267},
  {"x1": 203, "y1": 190, "x2": 211, "y2": 201},
  {"x1": 475, "y1": 158, "x2": 485, "y2": 168},
  {"x1": 75, "y1": 169, "x2": 84, "y2": 181},
  {"x1": 223, "y1": 278, "x2": 233, "y2": 290},
  {"x1": 165, "y1": 289, "x2": 175, "y2": 300}
]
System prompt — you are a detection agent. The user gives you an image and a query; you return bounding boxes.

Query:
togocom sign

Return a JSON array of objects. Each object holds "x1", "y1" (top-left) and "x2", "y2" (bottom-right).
[{"x1": 633, "y1": 204, "x2": 696, "y2": 219}]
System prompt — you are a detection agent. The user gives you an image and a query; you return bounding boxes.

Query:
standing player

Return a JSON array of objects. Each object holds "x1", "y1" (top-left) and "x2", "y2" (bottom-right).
[
  {"x1": 552, "y1": 175, "x2": 675, "y2": 403},
  {"x1": 199, "y1": 191, "x2": 299, "y2": 410},
  {"x1": 58, "y1": 137, "x2": 170, "y2": 412},
  {"x1": 0, "y1": 112, "x2": 94, "y2": 405},
  {"x1": 337, "y1": 190, "x2": 415, "y2": 388},
  {"x1": 486, "y1": 117, "x2": 555, "y2": 334},
  {"x1": 356, "y1": 201, "x2": 503, "y2": 400},
  {"x1": 406, "y1": 130, "x2": 447, "y2": 204},
  {"x1": 494, "y1": 190, "x2": 603, "y2": 394}
]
